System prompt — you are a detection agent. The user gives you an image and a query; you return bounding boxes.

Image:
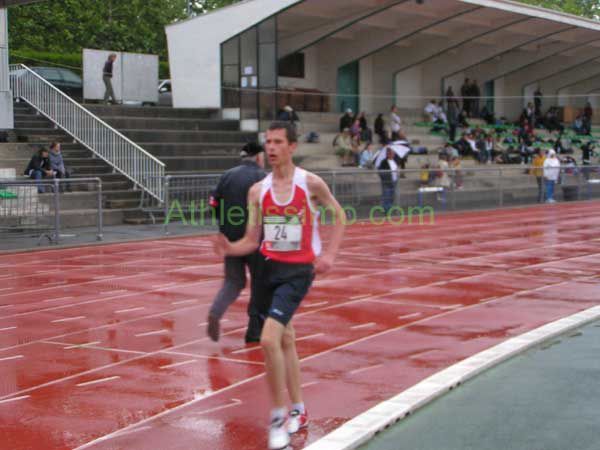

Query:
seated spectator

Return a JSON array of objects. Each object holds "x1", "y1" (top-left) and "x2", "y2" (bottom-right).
[
  {"x1": 339, "y1": 109, "x2": 354, "y2": 132},
  {"x1": 573, "y1": 114, "x2": 585, "y2": 135},
  {"x1": 357, "y1": 112, "x2": 373, "y2": 143},
  {"x1": 333, "y1": 128, "x2": 358, "y2": 166},
  {"x1": 480, "y1": 105, "x2": 495, "y2": 125},
  {"x1": 424, "y1": 100, "x2": 438, "y2": 122},
  {"x1": 24, "y1": 147, "x2": 54, "y2": 193},
  {"x1": 49, "y1": 142, "x2": 72, "y2": 192},
  {"x1": 544, "y1": 107, "x2": 563, "y2": 133},
  {"x1": 350, "y1": 118, "x2": 362, "y2": 143},
  {"x1": 374, "y1": 113, "x2": 386, "y2": 144},
  {"x1": 277, "y1": 105, "x2": 300, "y2": 132},
  {"x1": 358, "y1": 143, "x2": 377, "y2": 168}
]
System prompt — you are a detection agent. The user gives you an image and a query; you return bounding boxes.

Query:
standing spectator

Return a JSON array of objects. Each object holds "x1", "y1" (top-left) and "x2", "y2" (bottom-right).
[
  {"x1": 207, "y1": 142, "x2": 267, "y2": 343},
  {"x1": 374, "y1": 113, "x2": 386, "y2": 144},
  {"x1": 277, "y1": 105, "x2": 300, "y2": 132},
  {"x1": 389, "y1": 105, "x2": 402, "y2": 141},
  {"x1": 581, "y1": 141, "x2": 594, "y2": 180},
  {"x1": 339, "y1": 109, "x2": 354, "y2": 132},
  {"x1": 471, "y1": 80, "x2": 481, "y2": 118},
  {"x1": 103, "y1": 53, "x2": 117, "y2": 105},
  {"x1": 377, "y1": 148, "x2": 400, "y2": 213},
  {"x1": 24, "y1": 147, "x2": 54, "y2": 193},
  {"x1": 437, "y1": 153, "x2": 451, "y2": 190},
  {"x1": 447, "y1": 98, "x2": 460, "y2": 142},
  {"x1": 534, "y1": 88, "x2": 543, "y2": 121},
  {"x1": 461, "y1": 78, "x2": 471, "y2": 117},
  {"x1": 583, "y1": 102, "x2": 593, "y2": 135},
  {"x1": 446, "y1": 86, "x2": 460, "y2": 111},
  {"x1": 531, "y1": 148, "x2": 545, "y2": 203},
  {"x1": 49, "y1": 142, "x2": 71, "y2": 192},
  {"x1": 543, "y1": 149, "x2": 561, "y2": 203}
]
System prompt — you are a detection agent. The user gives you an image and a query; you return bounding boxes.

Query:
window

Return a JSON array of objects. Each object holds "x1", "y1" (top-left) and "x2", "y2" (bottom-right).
[{"x1": 278, "y1": 53, "x2": 305, "y2": 79}]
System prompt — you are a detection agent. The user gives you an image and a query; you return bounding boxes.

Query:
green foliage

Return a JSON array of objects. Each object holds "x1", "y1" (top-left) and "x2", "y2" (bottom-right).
[{"x1": 516, "y1": 0, "x2": 598, "y2": 18}]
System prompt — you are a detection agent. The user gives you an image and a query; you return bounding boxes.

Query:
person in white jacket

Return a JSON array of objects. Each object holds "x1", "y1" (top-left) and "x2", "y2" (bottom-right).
[{"x1": 543, "y1": 149, "x2": 561, "y2": 203}]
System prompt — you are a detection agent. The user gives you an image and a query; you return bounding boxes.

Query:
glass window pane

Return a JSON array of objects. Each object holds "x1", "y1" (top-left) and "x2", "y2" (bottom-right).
[
  {"x1": 240, "y1": 28, "x2": 257, "y2": 76},
  {"x1": 259, "y1": 43, "x2": 276, "y2": 88},
  {"x1": 222, "y1": 37, "x2": 239, "y2": 66},
  {"x1": 258, "y1": 18, "x2": 276, "y2": 44}
]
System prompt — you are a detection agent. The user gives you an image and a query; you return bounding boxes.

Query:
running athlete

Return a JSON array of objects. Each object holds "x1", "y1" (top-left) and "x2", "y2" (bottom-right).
[{"x1": 214, "y1": 121, "x2": 346, "y2": 449}]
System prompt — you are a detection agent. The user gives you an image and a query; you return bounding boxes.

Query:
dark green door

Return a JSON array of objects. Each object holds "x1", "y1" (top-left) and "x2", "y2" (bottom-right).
[{"x1": 337, "y1": 62, "x2": 359, "y2": 113}]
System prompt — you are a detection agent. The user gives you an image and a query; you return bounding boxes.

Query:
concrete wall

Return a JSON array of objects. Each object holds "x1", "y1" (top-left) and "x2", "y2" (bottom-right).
[
  {"x1": 558, "y1": 77, "x2": 600, "y2": 109},
  {"x1": 166, "y1": 0, "x2": 301, "y2": 108}
]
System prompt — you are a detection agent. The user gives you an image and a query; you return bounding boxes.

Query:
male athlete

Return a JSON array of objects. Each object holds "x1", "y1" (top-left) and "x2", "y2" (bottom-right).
[{"x1": 214, "y1": 122, "x2": 345, "y2": 449}]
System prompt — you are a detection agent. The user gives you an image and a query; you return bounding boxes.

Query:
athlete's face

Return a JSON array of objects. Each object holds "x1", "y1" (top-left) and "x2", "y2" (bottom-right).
[{"x1": 265, "y1": 129, "x2": 296, "y2": 167}]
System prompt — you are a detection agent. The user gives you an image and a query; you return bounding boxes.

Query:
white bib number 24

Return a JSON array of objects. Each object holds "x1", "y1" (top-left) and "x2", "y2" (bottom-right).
[{"x1": 264, "y1": 215, "x2": 302, "y2": 252}]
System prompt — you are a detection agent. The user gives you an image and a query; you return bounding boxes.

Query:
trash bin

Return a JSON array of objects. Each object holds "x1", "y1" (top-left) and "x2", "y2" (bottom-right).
[{"x1": 562, "y1": 185, "x2": 579, "y2": 201}]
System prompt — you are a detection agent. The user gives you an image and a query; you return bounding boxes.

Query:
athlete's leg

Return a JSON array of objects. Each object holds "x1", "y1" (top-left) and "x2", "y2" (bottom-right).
[
  {"x1": 261, "y1": 317, "x2": 288, "y2": 409},
  {"x1": 282, "y1": 323, "x2": 302, "y2": 404}
]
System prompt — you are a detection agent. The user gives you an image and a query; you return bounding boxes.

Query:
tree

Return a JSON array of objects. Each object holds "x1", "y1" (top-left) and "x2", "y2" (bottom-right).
[
  {"x1": 8, "y1": 0, "x2": 190, "y2": 57},
  {"x1": 188, "y1": 0, "x2": 241, "y2": 15}
]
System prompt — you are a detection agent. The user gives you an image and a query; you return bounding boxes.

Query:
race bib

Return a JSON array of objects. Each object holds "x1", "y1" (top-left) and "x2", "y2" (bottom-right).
[{"x1": 264, "y1": 215, "x2": 302, "y2": 252}]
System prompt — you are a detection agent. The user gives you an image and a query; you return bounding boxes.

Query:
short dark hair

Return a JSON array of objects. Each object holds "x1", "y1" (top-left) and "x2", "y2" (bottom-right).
[
  {"x1": 267, "y1": 121, "x2": 297, "y2": 144},
  {"x1": 38, "y1": 147, "x2": 48, "y2": 155}
]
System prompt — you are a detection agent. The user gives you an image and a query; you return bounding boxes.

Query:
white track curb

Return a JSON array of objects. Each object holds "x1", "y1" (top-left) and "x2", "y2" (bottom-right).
[{"x1": 303, "y1": 305, "x2": 600, "y2": 450}]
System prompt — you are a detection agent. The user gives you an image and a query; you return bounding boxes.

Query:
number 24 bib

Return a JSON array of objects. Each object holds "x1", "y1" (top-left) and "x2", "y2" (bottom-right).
[{"x1": 263, "y1": 215, "x2": 302, "y2": 252}]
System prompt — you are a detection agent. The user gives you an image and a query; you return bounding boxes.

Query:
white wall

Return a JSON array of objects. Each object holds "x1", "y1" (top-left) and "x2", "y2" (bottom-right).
[
  {"x1": 359, "y1": 56, "x2": 374, "y2": 113},
  {"x1": 166, "y1": 0, "x2": 301, "y2": 108},
  {"x1": 395, "y1": 66, "x2": 423, "y2": 109}
]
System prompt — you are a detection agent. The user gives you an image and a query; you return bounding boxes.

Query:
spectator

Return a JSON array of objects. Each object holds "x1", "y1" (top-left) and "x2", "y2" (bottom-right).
[
  {"x1": 334, "y1": 128, "x2": 358, "y2": 166},
  {"x1": 339, "y1": 108, "x2": 354, "y2": 132},
  {"x1": 424, "y1": 100, "x2": 438, "y2": 122},
  {"x1": 425, "y1": 100, "x2": 448, "y2": 126},
  {"x1": 49, "y1": 142, "x2": 71, "y2": 192},
  {"x1": 277, "y1": 105, "x2": 300, "y2": 132},
  {"x1": 24, "y1": 147, "x2": 54, "y2": 193},
  {"x1": 437, "y1": 153, "x2": 451, "y2": 191},
  {"x1": 471, "y1": 80, "x2": 481, "y2": 117},
  {"x1": 103, "y1": 53, "x2": 118, "y2": 105},
  {"x1": 534, "y1": 88, "x2": 543, "y2": 118},
  {"x1": 483, "y1": 134, "x2": 494, "y2": 164},
  {"x1": 583, "y1": 102, "x2": 593, "y2": 135},
  {"x1": 447, "y1": 99, "x2": 460, "y2": 142},
  {"x1": 450, "y1": 155, "x2": 463, "y2": 190},
  {"x1": 358, "y1": 143, "x2": 377, "y2": 168},
  {"x1": 543, "y1": 149, "x2": 561, "y2": 203},
  {"x1": 573, "y1": 114, "x2": 585, "y2": 135},
  {"x1": 531, "y1": 148, "x2": 545, "y2": 203},
  {"x1": 350, "y1": 118, "x2": 362, "y2": 143},
  {"x1": 461, "y1": 78, "x2": 471, "y2": 117},
  {"x1": 377, "y1": 147, "x2": 400, "y2": 213},
  {"x1": 389, "y1": 105, "x2": 402, "y2": 140},
  {"x1": 480, "y1": 105, "x2": 495, "y2": 125},
  {"x1": 544, "y1": 107, "x2": 563, "y2": 133},
  {"x1": 446, "y1": 86, "x2": 460, "y2": 111},
  {"x1": 581, "y1": 141, "x2": 595, "y2": 180},
  {"x1": 374, "y1": 113, "x2": 386, "y2": 144}
]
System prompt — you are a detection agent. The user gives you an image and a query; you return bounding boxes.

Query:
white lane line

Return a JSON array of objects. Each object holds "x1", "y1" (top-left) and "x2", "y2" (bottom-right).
[
  {"x1": 349, "y1": 364, "x2": 383, "y2": 376},
  {"x1": 115, "y1": 307, "x2": 145, "y2": 314},
  {"x1": 439, "y1": 304, "x2": 464, "y2": 310},
  {"x1": 409, "y1": 349, "x2": 440, "y2": 360},
  {"x1": 51, "y1": 316, "x2": 85, "y2": 324},
  {"x1": 301, "y1": 381, "x2": 320, "y2": 389},
  {"x1": 350, "y1": 322, "x2": 377, "y2": 330},
  {"x1": 398, "y1": 313, "x2": 422, "y2": 320},
  {"x1": 135, "y1": 329, "x2": 169, "y2": 338},
  {"x1": 231, "y1": 345, "x2": 262, "y2": 355},
  {"x1": 302, "y1": 305, "x2": 600, "y2": 450},
  {"x1": 0, "y1": 304, "x2": 13, "y2": 309},
  {"x1": 101, "y1": 290, "x2": 128, "y2": 296},
  {"x1": 0, "y1": 395, "x2": 29, "y2": 405},
  {"x1": 46, "y1": 280, "x2": 67, "y2": 286},
  {"x1": 0, "y1": 287, "x2": 11, "y2": 292},
  {"x1": 171, "y1": 299, "x2": 196, "y2": 306},
  {"x1": 296, "y1": 333, "x2": 324, "y2": 342},
  {"x1": 303, "y1": 301, "x2": 329, "y2": 308},
  {"x1": 160, "y1": 359, "x2": 198, "y2": 370},
  {"x1": 0, "y1": 355, "x2": 24, "y2": 362},
  {"x1": 199, "y1": 318, "x2": 229, "y2": 327},
  {"x1": 152, "y1": 282, "x2": 179, "y2": 289},
  {"x1": 43, "y1": 296, "x2": 74, "y2": 303},
  {"x1": 111, "y1": 426, "x2": 152, "y2": 439},
  {"x1": 64, "y1": 341, "x2": 102, "y2": 350},
  {"x1": 0, "y1": 326, "x2": 16, "y2": 332},
  {"x1": 76, "y1": 376, "x2": 121, "y2": 388}
]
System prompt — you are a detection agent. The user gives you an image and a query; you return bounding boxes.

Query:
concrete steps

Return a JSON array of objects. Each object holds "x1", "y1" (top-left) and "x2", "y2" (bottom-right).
[{"x1": 83, "y1": 104, "x2": 221, "y2": 119}]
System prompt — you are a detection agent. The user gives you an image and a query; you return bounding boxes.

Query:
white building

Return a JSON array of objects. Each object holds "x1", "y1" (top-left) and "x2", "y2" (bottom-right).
[{"x1": 166, "y1": 0, "x2": 600, "y2": 130}]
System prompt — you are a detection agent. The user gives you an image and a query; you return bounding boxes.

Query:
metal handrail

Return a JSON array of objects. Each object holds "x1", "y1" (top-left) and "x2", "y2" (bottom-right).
[{"x1": 8, "y1": 64, "x2": 165, "y2": 202}]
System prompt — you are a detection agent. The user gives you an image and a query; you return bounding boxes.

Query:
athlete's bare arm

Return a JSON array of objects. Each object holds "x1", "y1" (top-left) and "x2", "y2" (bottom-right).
[
  {"x1": 213, "y1": 182, "x2": 263, "y2": 257},
  {"x1": 307, "y1": 173, "x2": 345, "y2": 273}
]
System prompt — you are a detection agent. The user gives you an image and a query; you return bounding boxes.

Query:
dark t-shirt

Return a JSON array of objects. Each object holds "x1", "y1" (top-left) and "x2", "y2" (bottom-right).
[
  {"x1": 211, "y1": 160, "x2": 266, "y2": 242},
  {"x1": 103, "y1": 60, "x2": 114, "y2": 77}
]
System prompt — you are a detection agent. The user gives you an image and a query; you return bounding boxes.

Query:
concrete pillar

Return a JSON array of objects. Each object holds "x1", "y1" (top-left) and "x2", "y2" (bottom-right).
[{"x1": 0, "y1": 8, "x2": 14, "y2": 130}]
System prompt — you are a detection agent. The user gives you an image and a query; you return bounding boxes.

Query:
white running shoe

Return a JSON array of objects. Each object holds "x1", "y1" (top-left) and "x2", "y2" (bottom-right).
[
  {"x1": 287, "y1": 409, "x2": 309, "y2": 434},
  {"x1": 269, "y1": 418, "x2": 290, "y2": 450}
]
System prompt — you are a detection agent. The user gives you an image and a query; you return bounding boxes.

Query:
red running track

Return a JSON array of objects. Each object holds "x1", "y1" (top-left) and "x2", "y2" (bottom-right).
[{"x1": 0, "y1": 203, "x2": 599, "y2": 450}]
